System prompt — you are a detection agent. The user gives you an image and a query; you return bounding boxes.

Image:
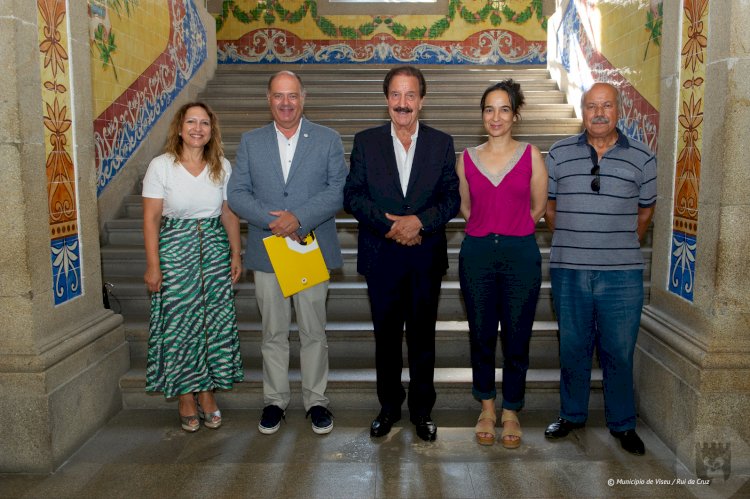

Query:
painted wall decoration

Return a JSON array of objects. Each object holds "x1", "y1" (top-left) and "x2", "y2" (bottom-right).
[
  {"x1": 215, "y1": 0, "x2": 548, "y2": 64},
  {"x1": 668, "y1": 0, "x2": 707, "y2": 302},
  {"x1": 89, "y1": 0, "x2": 141, "y2": 82},
  {"x1": 643, "y1": 1, "x2": 662, "y2": 61},
  {"x1": 90, "y1": 0, "x2": 208, "y2": 195},
  {"x1": 554, "y1": 0, "x2": 661, "y2": 150},
  {"x1": 38, "y1": 0, "x2": 83, "y2": 305}
]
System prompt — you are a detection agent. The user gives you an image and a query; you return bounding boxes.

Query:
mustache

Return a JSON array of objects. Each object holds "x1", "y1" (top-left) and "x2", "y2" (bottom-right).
[
  {"x1": 591, "y1": 116, "x2": 610, "y2": 124},
  {"x1": 393, "y1": 106, "x2": 413, "y2": 113}
]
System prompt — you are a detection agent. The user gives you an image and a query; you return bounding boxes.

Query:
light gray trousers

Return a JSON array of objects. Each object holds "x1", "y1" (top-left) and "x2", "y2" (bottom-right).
[{"x1": 254, "y1": 271, "x2": 330, "y2": 411}]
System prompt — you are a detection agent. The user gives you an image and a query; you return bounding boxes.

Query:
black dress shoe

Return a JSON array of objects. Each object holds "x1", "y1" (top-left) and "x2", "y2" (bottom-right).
[
  {"x1": 544, "y1": 417, "x2": 585, "y2": 439},
  {"x1": 370, "y1": 411, "x2": 400, "y2": 437},
  {"x1": 610, "y1": 429, "x2": 645, "y2": 456},
  {"x1": 413, "y1": 416, "x2": 437, "y2": 442}
]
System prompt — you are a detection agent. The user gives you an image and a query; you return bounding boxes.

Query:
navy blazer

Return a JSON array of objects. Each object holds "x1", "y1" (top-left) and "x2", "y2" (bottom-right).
[
  {"x1": 344, "y1": 123, "x2": 460, "y2": 277},
  {"x1": 227, "y1": 118, "x2": 347, "y2": 273}
]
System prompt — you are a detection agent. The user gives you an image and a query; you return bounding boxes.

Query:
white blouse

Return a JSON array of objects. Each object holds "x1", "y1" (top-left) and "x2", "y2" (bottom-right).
[{"x1": 142, "y1": 153, "x2": 231, "y2": 219}]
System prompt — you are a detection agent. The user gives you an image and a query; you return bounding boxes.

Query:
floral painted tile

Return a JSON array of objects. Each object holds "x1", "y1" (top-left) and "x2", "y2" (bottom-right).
[
  {"x1": 669, "y1": 0, "x2": 708, "y2": 303},
  {"x1": 39, "y1": 0, "x2": 82, "y2": 306},
  {"x1": 51, "y1": 235, "x2": 82, "y2": 305}
]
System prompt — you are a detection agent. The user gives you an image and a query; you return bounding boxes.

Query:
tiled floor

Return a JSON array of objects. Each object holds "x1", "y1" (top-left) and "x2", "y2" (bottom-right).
[{"x1": 1, "y1": 409, "x2": 747, "y2": 498}]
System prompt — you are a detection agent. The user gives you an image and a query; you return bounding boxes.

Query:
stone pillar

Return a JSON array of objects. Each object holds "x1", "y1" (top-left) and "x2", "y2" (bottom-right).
[
  {"x1": 636, "y1": 0, "x2": 750, "y2": 487},
  {"x1": 0, "y1": 0, "x2": 128, "y2": 472}
]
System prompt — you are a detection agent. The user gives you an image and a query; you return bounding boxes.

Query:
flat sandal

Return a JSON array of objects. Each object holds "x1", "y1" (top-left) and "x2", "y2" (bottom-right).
[
  {"x1": 475, "y1": 410, "x2": 496, "y2": 446},
  {"x1": 500, "y1": 409, "x2": 522, "y2": 449}
]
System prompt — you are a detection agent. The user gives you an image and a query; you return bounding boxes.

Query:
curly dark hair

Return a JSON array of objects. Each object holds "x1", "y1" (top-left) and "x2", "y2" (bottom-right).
[{"x1": 164, "y1": 102, "x2": 225, "y2": 183}]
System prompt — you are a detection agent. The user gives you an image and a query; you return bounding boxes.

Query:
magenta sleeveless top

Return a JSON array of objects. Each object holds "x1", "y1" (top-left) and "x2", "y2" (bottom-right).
[{"x1": 463, "y1": 143, "x2": 536, "y2": 237}]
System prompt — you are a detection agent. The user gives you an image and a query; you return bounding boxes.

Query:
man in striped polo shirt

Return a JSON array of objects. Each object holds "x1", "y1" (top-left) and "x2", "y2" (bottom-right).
[{"x1": 543, "y1": 82, "x2": 656, "y2": 456}]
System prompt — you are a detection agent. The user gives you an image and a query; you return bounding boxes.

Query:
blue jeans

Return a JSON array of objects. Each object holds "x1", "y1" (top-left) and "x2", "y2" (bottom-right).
[
  {"x1": 459, "y1": 234, "x2": 541, "y2": 410},
  {"x1": 550, "y1": 268, "x2": 643, "y2": 432}
]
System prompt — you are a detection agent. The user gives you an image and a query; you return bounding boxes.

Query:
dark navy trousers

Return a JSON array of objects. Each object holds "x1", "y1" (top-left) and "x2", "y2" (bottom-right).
[{"x1": 459, "y1": 233, "x2": 541, "y2": 410}]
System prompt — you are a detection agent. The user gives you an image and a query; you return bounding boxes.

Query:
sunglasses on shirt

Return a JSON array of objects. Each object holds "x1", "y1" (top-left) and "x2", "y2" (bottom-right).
[{"x1": 590, "y1": 164, "x2": 600, "y2": 192}]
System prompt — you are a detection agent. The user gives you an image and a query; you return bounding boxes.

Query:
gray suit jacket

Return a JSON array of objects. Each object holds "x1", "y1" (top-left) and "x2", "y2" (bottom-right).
[{"x1": 227, "y1": 117, "x2": 346, "y2": 273}]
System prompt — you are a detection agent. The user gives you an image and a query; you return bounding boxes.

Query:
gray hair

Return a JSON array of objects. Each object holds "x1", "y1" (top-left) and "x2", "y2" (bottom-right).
[{"x1": 580, "y1": 82, "x2": 622, "y2": 116}]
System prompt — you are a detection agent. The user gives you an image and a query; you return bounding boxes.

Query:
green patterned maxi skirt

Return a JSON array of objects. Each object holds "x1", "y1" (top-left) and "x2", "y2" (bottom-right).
[{"x1": 146, "y1": 216, "x2": 243, "y2": 398}]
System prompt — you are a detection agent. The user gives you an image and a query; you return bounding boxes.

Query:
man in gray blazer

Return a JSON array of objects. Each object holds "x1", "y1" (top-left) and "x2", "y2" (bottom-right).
[{"x1": 227, "y1": 71, "x2": 347, "y2": 435}]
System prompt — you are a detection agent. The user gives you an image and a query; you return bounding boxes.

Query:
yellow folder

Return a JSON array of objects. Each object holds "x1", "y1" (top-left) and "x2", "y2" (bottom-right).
[{"x1": 262, "y1": 231, "x2": 329, "y2": 298}]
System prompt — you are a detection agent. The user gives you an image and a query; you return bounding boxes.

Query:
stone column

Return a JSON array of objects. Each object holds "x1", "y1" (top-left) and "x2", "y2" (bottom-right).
[
  {"x1": 0, "y1": 0, "x2": 128, "y2": 472},
  {"x1": 636, "y1": 0, "x2": 750, "y2": 485}
]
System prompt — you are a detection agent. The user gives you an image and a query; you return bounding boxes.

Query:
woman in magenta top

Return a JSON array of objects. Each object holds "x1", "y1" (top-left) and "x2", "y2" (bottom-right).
[{"x1": 457, "y1": 80, "x2": 548, "y2": 448}]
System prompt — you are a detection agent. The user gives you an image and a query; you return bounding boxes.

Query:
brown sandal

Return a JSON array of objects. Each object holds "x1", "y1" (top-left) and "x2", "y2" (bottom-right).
[
  {"x1": 501, "y1": 409, "x2": 522, "y2": 449},
  {"x1": 475, "y1": 410, "x2": 496, "y2": 446}
]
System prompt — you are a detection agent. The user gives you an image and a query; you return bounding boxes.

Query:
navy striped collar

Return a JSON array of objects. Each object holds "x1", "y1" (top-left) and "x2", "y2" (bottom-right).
[{"x1": 576, "y1": 128, "x2": 629, "y2": 148}]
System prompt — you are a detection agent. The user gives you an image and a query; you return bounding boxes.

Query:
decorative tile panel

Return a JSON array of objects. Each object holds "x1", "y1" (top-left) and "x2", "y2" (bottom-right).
[
  {"x1": 215, "y1": 0, "x2": 549, "y2": 65},
  {"x1": 669, "y1": 0, "x2": 708, "y2": 302},
  {"x1": 91, "y1": 0, "x2": 207, "y2": 195},
  {"x1": 557, "y1": 0, "x2": 659, "y2": 150},
  {"x1": 38, "y1": 0, "x2": 83, "y2": 305},
  {"x1": 218, "y1": 28, "x2": 546, "y2": 64}
]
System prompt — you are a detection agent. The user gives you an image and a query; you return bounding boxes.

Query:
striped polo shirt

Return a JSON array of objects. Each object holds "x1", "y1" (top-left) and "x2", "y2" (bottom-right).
[{"x1": 546, "y1": 129, "x2": 656, "y2": 270}]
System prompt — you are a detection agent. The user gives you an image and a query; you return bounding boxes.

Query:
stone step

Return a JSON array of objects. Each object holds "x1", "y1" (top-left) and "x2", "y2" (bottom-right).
[
  {"x1": 101, "y1": 242, "x2": 652, "y2": 281},
  {"x1": 205, "y1": 78, "x2": 561, "y2": 92},
  {"x1": 105, "y1": 215, "x2": 652, "y2": 251},
  {"x1": 133, "y1": 149, "x2": 551, "y2": 178},
  {"x1": 213, "y1": 63, "x2": 551, "y2": 77},
  {"x1": 216, "y1": 134, "x2": 573, "y2": 162},
  {"x1": 204, "y1": 90, "x2": 568, "y2": 107},
  {"x1": 131, "y1": 144, "x2": 562, "y2": 174},
  {"x1": 124, "y1": 320, "x2": 564, "y2": 370},
  {"x1": 104, "y1": 217, "x2": 540, "y2": 247},
  {"x1": 213, "y1": 103, "x2": 577, "y2": 123},
  {"x1": 120, "y1": 366, "x2": 604, "y2": 411},
  {"x1": 106, "y1": 277, "x2": 650, "y2": 327},
  {"x1": 104, "y1": 244, "x2": 477, "y2": 277},
  {"x1": 217, "y1": 118, "x2": 582, "y2": 137},
  {"x1": 105, "y1": 277, "x2": 560, "y2": 323},
  {"x1": 208, "y1": 70, "x2": 553, "y2": 82}
]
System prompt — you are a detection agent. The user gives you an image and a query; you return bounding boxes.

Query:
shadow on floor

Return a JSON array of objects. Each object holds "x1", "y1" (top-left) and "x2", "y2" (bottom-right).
[{"x1": 1, "y1": 409, "x2": 748, "y2": 498}]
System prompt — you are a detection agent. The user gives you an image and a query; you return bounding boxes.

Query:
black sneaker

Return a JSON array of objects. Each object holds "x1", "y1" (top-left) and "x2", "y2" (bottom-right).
[
  {"x1": 306, "y1": 406, "x2": 334, "y2": 434},
  {"x1": 258, "y1": 405, "x2": 285, "y2": 434}
]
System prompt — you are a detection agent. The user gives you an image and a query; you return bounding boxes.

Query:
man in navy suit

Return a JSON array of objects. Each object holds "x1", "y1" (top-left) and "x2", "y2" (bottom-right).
[
  {"x1": 228, "y1": 71, "x2": 346, "y2": 436},
  {"x1": 344, "y1": 66, "x2": 460, "y2": 441}
]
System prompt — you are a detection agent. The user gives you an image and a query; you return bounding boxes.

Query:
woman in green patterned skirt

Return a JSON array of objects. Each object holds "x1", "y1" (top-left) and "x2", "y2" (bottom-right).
[{"x1": 142, "y1": 102, "x2": 244, "y2": 432}]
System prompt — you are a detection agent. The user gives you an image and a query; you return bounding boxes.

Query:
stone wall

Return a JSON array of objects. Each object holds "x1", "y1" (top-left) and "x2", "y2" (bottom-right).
[
  {"x1": 637, "y1": 3, "x2": 750, "y2": 492},
  {"x1": 1, "y1": 0, "x2": 128, "y2": 472},
  {"x1": 0, "y1": 0, "x2": 218, "y2": 473}
]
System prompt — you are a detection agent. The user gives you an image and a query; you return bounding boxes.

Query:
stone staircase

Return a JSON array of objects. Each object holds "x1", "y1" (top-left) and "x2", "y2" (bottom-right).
[{"x1": 102, "y1": 64, "x2": 652, "y2": 412}]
